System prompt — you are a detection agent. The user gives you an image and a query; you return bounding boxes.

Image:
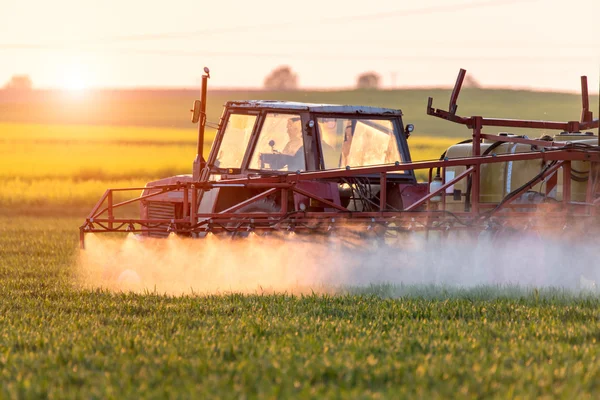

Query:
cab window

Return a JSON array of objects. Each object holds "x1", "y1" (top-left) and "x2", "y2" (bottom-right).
[
  {"x1": 214, "y1": 113, "x2": 257, "y2": 169},
  {"x1": 248, "y1": 113, "x2": 306, "y2": 172},
  {"x1": 317, "y1": 118, "x2": 402, "y2": 169}
]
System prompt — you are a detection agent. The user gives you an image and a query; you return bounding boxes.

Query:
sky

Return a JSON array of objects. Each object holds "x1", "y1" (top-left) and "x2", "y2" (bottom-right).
[{"x1": 1, "y1": 0, "x2": 599, "y2": 91}]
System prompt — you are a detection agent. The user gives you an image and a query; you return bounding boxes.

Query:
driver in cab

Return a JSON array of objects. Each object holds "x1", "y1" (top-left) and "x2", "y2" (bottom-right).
[
  {"x1": 260, "y1": 116, "x2": 304, "y2": 171},
  {"x1": 282, "y1": 117, "x2": 303, "y2": 156}
]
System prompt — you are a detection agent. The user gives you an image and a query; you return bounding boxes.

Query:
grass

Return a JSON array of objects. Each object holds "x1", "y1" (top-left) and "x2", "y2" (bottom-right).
[{"x1": 2, "y1": 216, "x2": 600, "y2": 398}]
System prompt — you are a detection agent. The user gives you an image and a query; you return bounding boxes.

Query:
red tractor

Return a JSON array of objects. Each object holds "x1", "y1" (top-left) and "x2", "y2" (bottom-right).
[{"x1": 81, "y1": 68, "x2": 599, "y2": 247}]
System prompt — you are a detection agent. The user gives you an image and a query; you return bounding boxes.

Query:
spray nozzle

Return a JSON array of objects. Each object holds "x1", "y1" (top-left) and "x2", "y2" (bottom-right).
[
  {"x1": 367, "y1": 218, "x2": 376, "y2": 231},
  {"x1": 85, "y1": 220, "x2": 95, "y2": 231}
]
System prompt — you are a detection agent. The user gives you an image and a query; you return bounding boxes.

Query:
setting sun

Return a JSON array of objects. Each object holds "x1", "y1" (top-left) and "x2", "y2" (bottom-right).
[{"x1": 61, "y1": 64, "x2": 89, "y2": 92}]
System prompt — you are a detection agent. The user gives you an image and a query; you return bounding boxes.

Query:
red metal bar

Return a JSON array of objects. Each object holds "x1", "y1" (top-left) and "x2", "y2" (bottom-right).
[
  {"x1": 190, "y1": 184, "x2": 197, "y2": 225},
  {"x1": 93, "y1": 187, "x2": 174, "y2": 218},
  {"x1": 292, "y1": 187, "x2": 348, "y2": 212},
  {"x1": 380, "y1": 172, "x2": 387, "y2": 211},
  {"x1": 475, "y1": 118, "x2": 598, "y2": 131},
  {"x1": 429, "y1": 110, "x2": 599, "y2": 132},
  {"x1": 480, "y1": 133, "x2": 559, "y2": 148},
  {"x1": 471, "y1": 117, "x2": 482, "y2": 215},
  {"x1": 86, "y1": 190, "x2": 109, "y2": 220},
  {"x1": 581, "y1": 76, "x2": 593, "y2": 123},
  {"x1": 109, "y1": 186, "x2": 177, "y2": 191},
  {"x1": 218, "y1": 188, "x2": 280, "y2": 215},
  {"x1": 440, "y1": 165, "x2": 447, "y2": 209},
  {"x1": 449, "y1": 68, "x2": 466, "y2": 114},
  {"x1": 472, "y1": 117, "x2": 482, "y2": 156},
  {"x1": 404, "y1": 167, "x2": 474, "y2": 212},
  {"x1": 91, "y1": 208, "x2": 596, "y2": 227},
  {"x1": 91, "y1": 218, "x2": 190, "y2": 224},
  {"x1": 107, "y1": 191, "x2": 113, "y2": 230}
]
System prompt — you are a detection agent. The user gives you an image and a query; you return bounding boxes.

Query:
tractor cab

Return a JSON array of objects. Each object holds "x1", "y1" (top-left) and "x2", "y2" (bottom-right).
[{"x1": 203, "y1": 101, "x2": 416, "y2": 184}]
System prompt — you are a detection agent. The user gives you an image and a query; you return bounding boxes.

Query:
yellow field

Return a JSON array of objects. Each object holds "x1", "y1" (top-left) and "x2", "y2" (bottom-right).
[
  {"x1": 0, "y1": 122, "x2": 200, "y2": 143},
  {"x1": 1, "y1": 122, "x2": 456, "y2": 210}
]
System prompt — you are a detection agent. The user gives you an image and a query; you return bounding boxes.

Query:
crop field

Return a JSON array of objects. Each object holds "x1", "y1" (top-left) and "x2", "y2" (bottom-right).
[
  {"x1": 2, "y1": 216, "x2": 600, "y2": 397},
  {"x1": 2, "y1": 88, "x2": 600, "y2": 397},
  {"x1": 0, "y1": 122, "x2": 455, "y2": 212}
]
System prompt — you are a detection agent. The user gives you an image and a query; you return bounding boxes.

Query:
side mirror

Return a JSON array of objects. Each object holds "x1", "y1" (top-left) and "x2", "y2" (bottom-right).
[
  {"x1": 404, "y1": 124, "x2": 414, "y2": 138},
  {"x1": 191, "y1": 100, "x2": 201, "y2": 123}
]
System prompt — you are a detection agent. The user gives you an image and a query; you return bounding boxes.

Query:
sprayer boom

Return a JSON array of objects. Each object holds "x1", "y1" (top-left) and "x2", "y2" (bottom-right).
[{"x1": 80, "y1": 68, "x2": 600, "y2": 249}]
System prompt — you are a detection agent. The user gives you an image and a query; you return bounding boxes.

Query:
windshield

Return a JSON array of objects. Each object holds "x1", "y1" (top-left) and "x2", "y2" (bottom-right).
[
  {"x1": 214, "y1": 114, "x2": 257, "y2": 169},
  {"x1": 317, "y1": 118, "x2": 402, "y2": 169},
  {"x1": 248, "y1": 113, "x2": 306, "y2": 172}
]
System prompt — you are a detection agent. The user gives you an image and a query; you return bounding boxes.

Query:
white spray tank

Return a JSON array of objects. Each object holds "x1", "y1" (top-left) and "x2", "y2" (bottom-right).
[{"x1": 430, "y1": 175, "x2": 443, "y2": 202}]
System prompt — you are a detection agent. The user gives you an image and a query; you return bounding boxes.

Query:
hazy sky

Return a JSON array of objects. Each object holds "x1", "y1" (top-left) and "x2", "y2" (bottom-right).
[{"x1": 1, "y1": 0, "x2": 599, "y2": 91}]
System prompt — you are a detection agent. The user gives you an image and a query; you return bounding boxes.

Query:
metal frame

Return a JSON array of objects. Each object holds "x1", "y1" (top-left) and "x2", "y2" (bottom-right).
[{"x1": 79, "y1": 69, "x2": 600, "y2": 248}]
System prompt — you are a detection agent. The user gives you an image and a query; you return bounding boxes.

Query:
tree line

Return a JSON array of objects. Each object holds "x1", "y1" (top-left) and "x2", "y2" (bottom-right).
[{"x1": 264, "y1": 66, "x2": 381, "y2": 90}]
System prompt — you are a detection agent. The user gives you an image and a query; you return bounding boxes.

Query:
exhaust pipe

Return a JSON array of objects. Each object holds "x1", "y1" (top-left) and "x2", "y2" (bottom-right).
[{"x1": 193, "y1": 67, "x2": 210, "y2": 180}]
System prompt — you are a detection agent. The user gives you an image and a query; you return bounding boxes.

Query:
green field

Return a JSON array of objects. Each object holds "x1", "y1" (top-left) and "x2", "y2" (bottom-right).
[
  {"x1": 2, "y1": 88, "x2": 600, "y2": 397},
  {"x1": 2, "y1": 217, "x2": 600, "y2": 398}
]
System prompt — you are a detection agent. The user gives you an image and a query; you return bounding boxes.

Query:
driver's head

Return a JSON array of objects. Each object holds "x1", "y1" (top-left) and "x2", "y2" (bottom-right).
[{"x1": 287, "y1": 117, "x2": 302, "y2": 139}]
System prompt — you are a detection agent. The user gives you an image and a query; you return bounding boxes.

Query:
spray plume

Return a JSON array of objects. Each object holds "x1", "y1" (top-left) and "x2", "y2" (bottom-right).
[{"x1": 76, "y1": 228, "x2": 600, "y2": 296}]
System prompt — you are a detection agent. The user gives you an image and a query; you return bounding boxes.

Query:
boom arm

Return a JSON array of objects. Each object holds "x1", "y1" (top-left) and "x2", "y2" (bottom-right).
[{"x1": 427, "y1": 69, "x2": 599, "y2": 132}]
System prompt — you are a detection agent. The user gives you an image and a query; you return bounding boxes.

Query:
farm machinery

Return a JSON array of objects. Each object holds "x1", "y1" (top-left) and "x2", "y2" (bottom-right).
[{"x1": 80, "y1": 68, "x2": 600, "y2": 252}]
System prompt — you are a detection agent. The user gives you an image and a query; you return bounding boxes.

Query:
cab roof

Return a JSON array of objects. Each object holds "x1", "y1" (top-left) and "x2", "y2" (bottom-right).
[{"x1": 225, "y1": 100, "x2": 403, "y2": 116}]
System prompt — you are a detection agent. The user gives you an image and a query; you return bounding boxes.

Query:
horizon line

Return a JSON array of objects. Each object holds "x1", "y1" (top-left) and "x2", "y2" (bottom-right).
[{"x1": 3, "y1": 84, "x2": 599, "y2": 96}]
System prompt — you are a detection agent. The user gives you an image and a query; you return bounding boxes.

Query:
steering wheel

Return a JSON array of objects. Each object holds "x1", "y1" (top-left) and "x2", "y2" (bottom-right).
[{"x1": 259, "y1": 149, "x2": 304, "y2": 171}]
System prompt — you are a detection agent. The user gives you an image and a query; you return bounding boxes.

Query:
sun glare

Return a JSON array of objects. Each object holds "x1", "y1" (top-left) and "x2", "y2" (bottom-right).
[
  {"x1": 61, "y1": 64, "x2": 89, "y2": 93},
  {"x1": 64, "y1": 76, "x2": 87, "y2": 91}
]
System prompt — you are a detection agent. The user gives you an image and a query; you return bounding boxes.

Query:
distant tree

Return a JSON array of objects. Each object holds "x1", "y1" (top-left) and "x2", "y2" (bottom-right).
[
  {"x1": 356, "y1": 72, "x2": 381, "y2": 89},
  {"x1": 463, "y1": 75, "x2": 481, "y2": 89},
  {"x1": 3, "y1": 75, "x2": 32, "y2": 91},
  {"x1": 264, "y1": 66, "x2": 298, "y2": 91}
]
